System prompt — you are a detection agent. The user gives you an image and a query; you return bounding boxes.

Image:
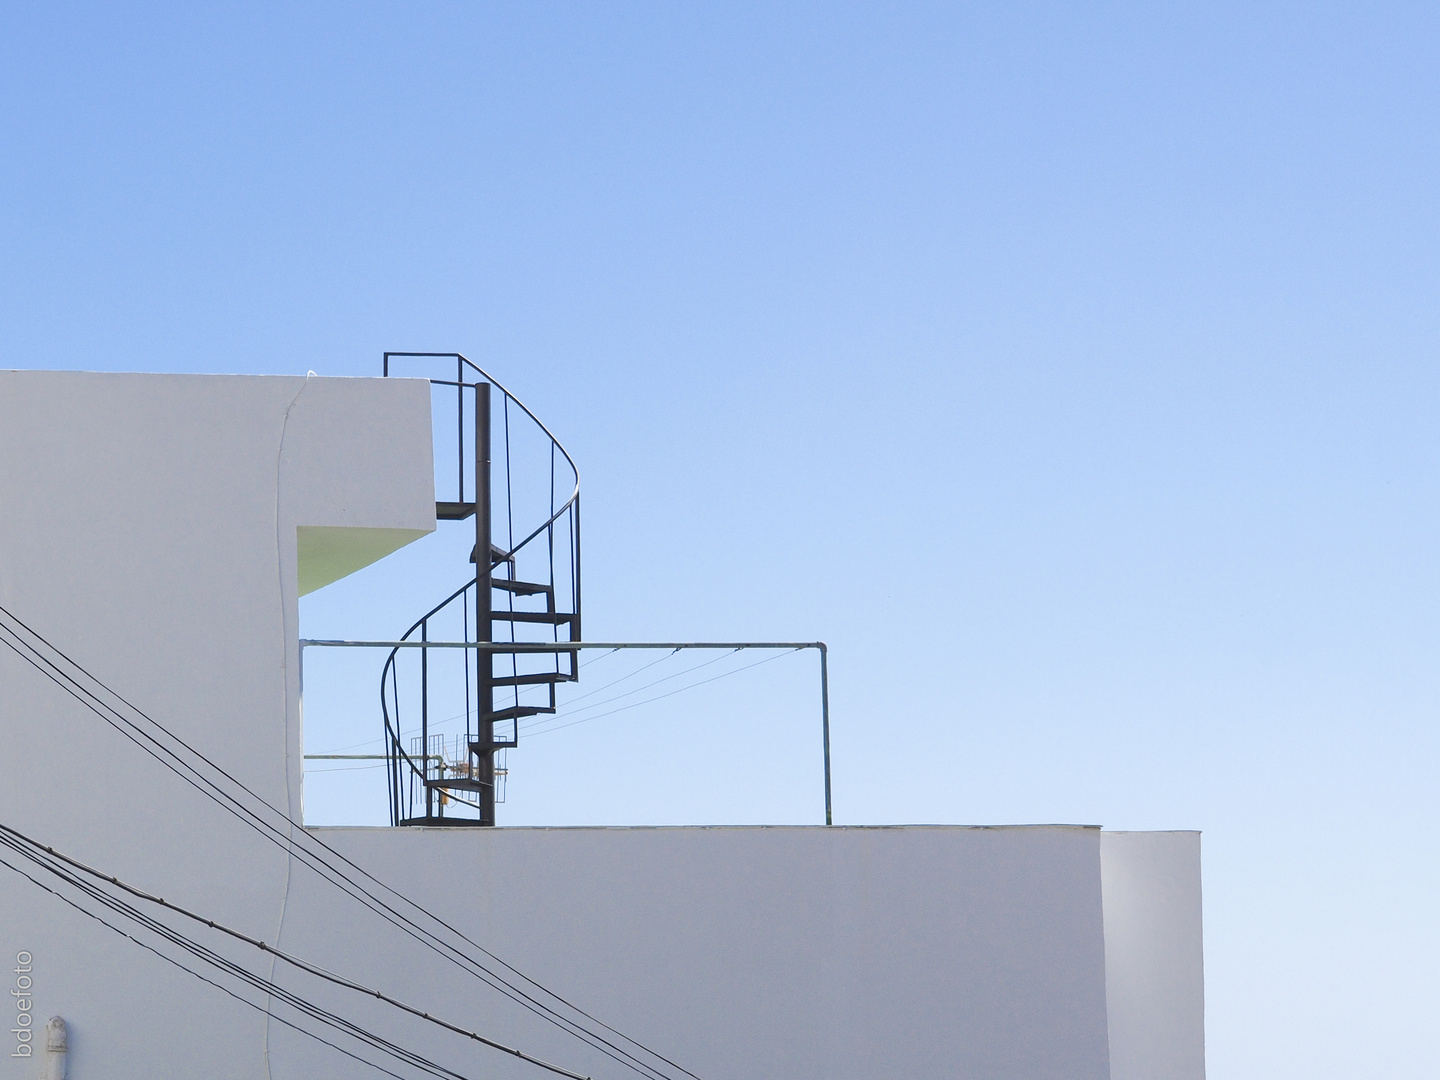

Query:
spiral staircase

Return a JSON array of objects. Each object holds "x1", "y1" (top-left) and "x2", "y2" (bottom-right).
[{"x1": 380, "y1": 353, "x2": 580, "y2": 826}]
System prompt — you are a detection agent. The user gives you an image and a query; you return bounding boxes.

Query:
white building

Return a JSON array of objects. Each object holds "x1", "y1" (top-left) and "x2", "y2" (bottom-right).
[{"x1": 0, "y1": 368, "x2": 1204, "y2": 1080}]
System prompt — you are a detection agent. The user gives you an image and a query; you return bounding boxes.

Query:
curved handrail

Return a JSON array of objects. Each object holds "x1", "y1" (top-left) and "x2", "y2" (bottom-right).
[
  {"x1": 498, "y1": 492, "x2": 578, "y2": 566},
  {"x1": 384, "y1": 351, "x2": 580, "y2": 517},
  {"x1": 396, "y1": 579, "x2": 474, "y2": 646},
  {"x1": 379, "y1": 578, "x2": 476, "y2": 820},
  {"x1": 451, "y1": 355, "x2": 579, "y2": 566},
  {"x1": 379, "y1": 658, "x2": 421, "y2": 824},
  {"x1": 455, "y1": 356, "x2": 580, "y2": 496}
]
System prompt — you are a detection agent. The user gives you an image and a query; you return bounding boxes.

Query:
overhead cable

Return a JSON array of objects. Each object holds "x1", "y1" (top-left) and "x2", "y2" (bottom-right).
[
  {"x1": 0, "y1": 603, "x2": 699, "y2": 1080},
  {"x1": 0, "y1": 611, "x2": 676, "y2": 1079},
  {"x1": 524, "y1": 649, "x2": 800, "y2": 738},
  {"x1": 0, "y1": 842, "x2": 486, "y2": 1080},
  {"x1": 0, "y1": 823, "x2": 588, "y2": 1080}
]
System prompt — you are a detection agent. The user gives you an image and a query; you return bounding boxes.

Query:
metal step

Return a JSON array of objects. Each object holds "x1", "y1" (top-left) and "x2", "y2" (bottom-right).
[
  {"x1": 436, "y1": 501, "x2": 475, "y2": 520},
  {"x1": 479, "y1": 705, "x2": 556, "y2": 723},
  {"x1": 469, "y1": 543, "x2": 515, "y2": 566},
  {"x1": 423, "y1": 776, "x2": 488, "y2": 792},
  {"x1": 469, "y1": 738, "x2": 518, "y2": 754},
  {"x1": 491, "y1": 578, "x2": 551, "y2": 597},
  {"x1": 492, "y1": 610, "x2": 573, "y2": 625},
  {"x1": 491, "y1": 671, "x2": 575, "y2": 688}
]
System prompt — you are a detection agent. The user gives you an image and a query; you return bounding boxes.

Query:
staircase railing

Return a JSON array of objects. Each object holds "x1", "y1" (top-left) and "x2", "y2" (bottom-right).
[{"x1": 379, "y1": 353, "x2": 580, "y2": 826}]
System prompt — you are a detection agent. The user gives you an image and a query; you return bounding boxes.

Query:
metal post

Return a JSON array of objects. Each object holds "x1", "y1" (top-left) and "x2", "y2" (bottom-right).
[
  {"x1": 421, "y1": 619, "x2": 430, "y2": 820},
  {"x1": 572, "y1": 494, "x2": 582, "y2": 641},
  {"x1": 456, "y1": 356, "x2": 464, "y2": 504},
  {"x1": 475, "y1": 383, "x2": 495, "y2": 826},
  {"x1": 820, "y1": 644, "x2": 832, "y2": 826},
  {"x1": 570, "y1": 494, "x2": 581, "y2": 677}
]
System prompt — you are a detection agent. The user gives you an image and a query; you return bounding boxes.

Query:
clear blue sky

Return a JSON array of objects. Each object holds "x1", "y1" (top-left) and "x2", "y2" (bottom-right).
[{"x1": 4, "y1": 4, "x2": 1438, "y2": 1077}]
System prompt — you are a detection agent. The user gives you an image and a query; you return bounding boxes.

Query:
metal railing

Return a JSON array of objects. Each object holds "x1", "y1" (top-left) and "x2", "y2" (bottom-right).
[
  {"x1": 302, "y1": 640, "x2": 833, "y2": 825},
  {"x1": 330, "y1": 354, "x2": 834, "y2": 827}
]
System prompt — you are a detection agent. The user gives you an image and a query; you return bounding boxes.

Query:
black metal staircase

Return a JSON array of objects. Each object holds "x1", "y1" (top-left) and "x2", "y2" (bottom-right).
[{"x1": 380, "y1": 354, "x2": 580, "y2": 827}]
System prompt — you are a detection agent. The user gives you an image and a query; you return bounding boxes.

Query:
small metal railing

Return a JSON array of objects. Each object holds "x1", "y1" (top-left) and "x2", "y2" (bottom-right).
[{"x1": 302, "y1": 639, "x2": 833, "y2": 825}]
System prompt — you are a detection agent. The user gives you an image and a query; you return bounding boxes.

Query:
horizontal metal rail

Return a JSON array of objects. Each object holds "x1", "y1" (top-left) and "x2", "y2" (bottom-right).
[
  {"x1": 305, "y1": 754, "x2": 419, "y2": 761},
  {"x1": 300, "y1": 639, "x2": 833, "y2": 825},
  {"x1": 302, "y1": 640, "x2": 824, "y2": 651}
]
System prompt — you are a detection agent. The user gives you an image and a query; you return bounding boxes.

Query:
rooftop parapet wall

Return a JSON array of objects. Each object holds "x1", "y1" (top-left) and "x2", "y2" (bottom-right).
[{"x1": 279, "y1": 824, "x2": 1117, "y2": 1080}]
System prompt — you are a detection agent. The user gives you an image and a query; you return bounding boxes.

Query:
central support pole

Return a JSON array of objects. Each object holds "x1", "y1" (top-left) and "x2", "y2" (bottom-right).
[{"x1": 474, "y1": 382, "x2": 496, "y2": 825}]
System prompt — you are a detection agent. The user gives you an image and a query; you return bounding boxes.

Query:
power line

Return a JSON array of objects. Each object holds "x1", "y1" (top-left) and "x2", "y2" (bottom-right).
[
  {"x1": 0, "y1": 843, "x2": 484, "y2": 1080},
  {"x1": 0, "y1": 604, "x2": 699, "y2": 1080},
  {"x1": 402, "y1": 646, "x2": 670, "y2": 734},
  {"x1": 0, "y1": 614, "x2": 678, "y2": 1079},
  {"x1": 525, "y1": 650, "x2": 800, "y2": 738},
  {"x1": 0, "y1": 849, "x2": 425, "y2": 1080},
  {"x1": 527, "y1": 649, "x2": 676, "y2": 708},
  {"x1": 0, "y1": 822, "x2": 588, "y2": 1080},
  {"x1": 521, "y1": 651, "x2": 736, "y2": 731}
]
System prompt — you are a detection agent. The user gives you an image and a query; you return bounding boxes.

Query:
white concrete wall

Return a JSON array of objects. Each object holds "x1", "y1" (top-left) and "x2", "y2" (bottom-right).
[
  {"x1": 1102, "y1": 830, "x2": 1206, "y2": 1080},
  {"x1": 0, "y1": 370, "x2": 434, "y2": 1079},
  {"x1": 272, "y1": 825, "x2": 1114, "y2": 1080},
  {"x1": 0, "y1": 370, "x2": 1204, "y2": 1080}
]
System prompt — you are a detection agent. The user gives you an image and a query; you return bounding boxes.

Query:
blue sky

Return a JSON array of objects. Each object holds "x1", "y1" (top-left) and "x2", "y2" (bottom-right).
[{"x1": 4, "y1": 4, "x2": 1439, "y2": 1077}]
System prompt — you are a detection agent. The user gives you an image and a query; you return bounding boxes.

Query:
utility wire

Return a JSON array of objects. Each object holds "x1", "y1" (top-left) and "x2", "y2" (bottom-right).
[
  {"x1": 0, "y1": 610, "x2": 691, "y2": 1080},
  {"x1": 418, "y1": 646, "x2": 662, "y2": 733},
  {"x1": 523, "y1": 651, "x2": 733, "y2": 728},
  {"x1": 0, "y1": 823, "x2": 587, "y2": 1080},
  {"x1": 0, "y1": 849, "x2": 422, "y2": 1080},
  {"x1": 0, "y1": 604, "x2": 698, "y2": 1080},
  {"x1": 0, "y1": 842, "x2": 484, "y2": 1080},
  {"x1": 415, "y1": 645, "x2": 796, "y2": 745},
  {"x1": 0, "y1": 614, "x2": 675, "y2": 1080},
  {"x1": 0, "y1": 832, "x2": 566, "y2": 1080},
  {"x1": 525, "y1": 650, "x2": 800, "y2": 738},
  {"x1": 520, "y1": 649, "x2": 676, "y2": 709}
]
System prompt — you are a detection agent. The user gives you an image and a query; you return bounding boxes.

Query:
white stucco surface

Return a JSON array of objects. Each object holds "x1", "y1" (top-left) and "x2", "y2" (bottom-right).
[
  {"x1": 1102, "y1": 830, "x2": 1207, "y2": 1080},
  {"x1": 0, "y1": 370, "x2": 435, "y2": 1077},
  {"x1": 0, "y1": 369, "x2": 1204, "y2": 1080},
  {"x1": 271, "y1": 824, "x2": 1114, "y2": 1080}
]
